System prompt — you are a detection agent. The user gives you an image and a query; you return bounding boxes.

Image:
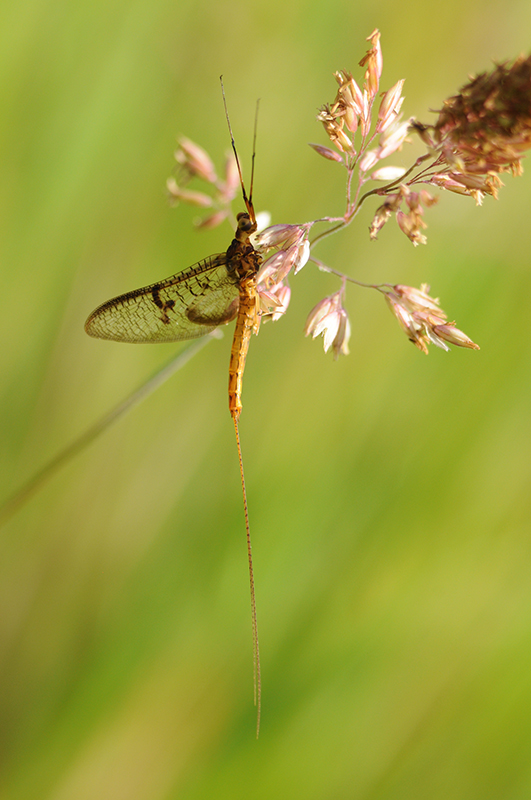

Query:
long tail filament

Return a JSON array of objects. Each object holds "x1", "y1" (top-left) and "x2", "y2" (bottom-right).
[{"x1": 232, "y1": 414, "x2": 261, "y2": 737}]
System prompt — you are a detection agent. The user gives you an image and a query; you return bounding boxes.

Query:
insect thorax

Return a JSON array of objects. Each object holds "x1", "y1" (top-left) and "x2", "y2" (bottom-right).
[{"x1": 226, "y1": 238, "x2": 262, "y2": 282}]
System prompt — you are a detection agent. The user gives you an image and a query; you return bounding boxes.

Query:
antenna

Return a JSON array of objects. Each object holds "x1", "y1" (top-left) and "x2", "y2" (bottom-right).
[
  {"x1": 249, "y1": 97, "x2": 260, "y2": 209},
  {"x1": 220, "y1": 76, "x2": 258, "y2": 223}
]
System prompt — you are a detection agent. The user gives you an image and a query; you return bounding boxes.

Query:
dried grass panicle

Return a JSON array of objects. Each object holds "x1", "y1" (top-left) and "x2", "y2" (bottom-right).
[
  {"x1": 314, "y1": 29, "x2": 409, "y2": 252},
  {"x1": 170, "y1": 32, "x2": 531, "y2": 363}
]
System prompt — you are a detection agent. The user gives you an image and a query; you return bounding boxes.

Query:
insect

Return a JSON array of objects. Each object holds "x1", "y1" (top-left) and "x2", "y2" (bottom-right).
[
  {"x1": 84, "y1": 212, "x2": 261, "y2": 420},
  {"x1": 85, "y1": 90, "x2": 264, "y2": 734}
]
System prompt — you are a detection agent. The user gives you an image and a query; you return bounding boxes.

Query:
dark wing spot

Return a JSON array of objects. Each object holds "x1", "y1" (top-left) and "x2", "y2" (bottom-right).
[
  {"x1": 151, "y1": 288, "x2": 163, "y2": 309},
  {"x1": 152, "y1": 288, "x2": 176, "y2": 325}
]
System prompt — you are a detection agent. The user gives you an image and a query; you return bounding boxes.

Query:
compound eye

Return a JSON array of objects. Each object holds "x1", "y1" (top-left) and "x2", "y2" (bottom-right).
[{"x1": 237, "y1": 213, "x2": 254, "y2": 232}]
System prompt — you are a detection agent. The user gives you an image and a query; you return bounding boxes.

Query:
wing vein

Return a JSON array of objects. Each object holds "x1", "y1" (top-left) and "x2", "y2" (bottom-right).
[{"x1": 85, "y1": 253, "x2": 240, "y2": 343}]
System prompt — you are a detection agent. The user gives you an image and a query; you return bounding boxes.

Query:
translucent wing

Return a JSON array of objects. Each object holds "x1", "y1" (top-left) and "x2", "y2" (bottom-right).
[{"x1": 85, "y1": 254, "x2": 240, "y2": 343}]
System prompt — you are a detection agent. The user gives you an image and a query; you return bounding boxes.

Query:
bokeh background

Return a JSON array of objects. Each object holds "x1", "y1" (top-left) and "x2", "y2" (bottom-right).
[{"x1": 2, "y1": 1, "x2": 531, "y2": 798}]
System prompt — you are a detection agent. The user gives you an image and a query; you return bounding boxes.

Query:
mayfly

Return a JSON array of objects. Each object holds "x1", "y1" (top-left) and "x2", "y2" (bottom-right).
[{"x1": 85, "y1": 86, "x2": 264, "y2": 734}]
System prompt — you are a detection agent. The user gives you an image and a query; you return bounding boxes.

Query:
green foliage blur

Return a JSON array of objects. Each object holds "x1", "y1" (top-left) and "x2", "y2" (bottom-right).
[{"x1": 2, "y1": 1, "x2": 531, "y2": 798}]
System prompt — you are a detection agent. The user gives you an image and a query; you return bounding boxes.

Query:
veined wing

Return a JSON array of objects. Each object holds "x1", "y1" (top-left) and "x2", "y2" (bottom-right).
[{"x1": 85, "y1": 253, "x2": 240, "y2": 343}]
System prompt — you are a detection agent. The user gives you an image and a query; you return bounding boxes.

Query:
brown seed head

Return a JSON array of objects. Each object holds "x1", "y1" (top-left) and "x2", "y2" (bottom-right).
[{"x1": 434, "y1": 54, "x2": 531, "y2": 176}]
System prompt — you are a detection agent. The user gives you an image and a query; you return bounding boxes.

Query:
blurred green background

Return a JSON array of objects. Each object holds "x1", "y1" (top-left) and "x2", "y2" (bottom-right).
[{"x1": 2, "y1": 0, "x2": 531, "y2": 798}]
